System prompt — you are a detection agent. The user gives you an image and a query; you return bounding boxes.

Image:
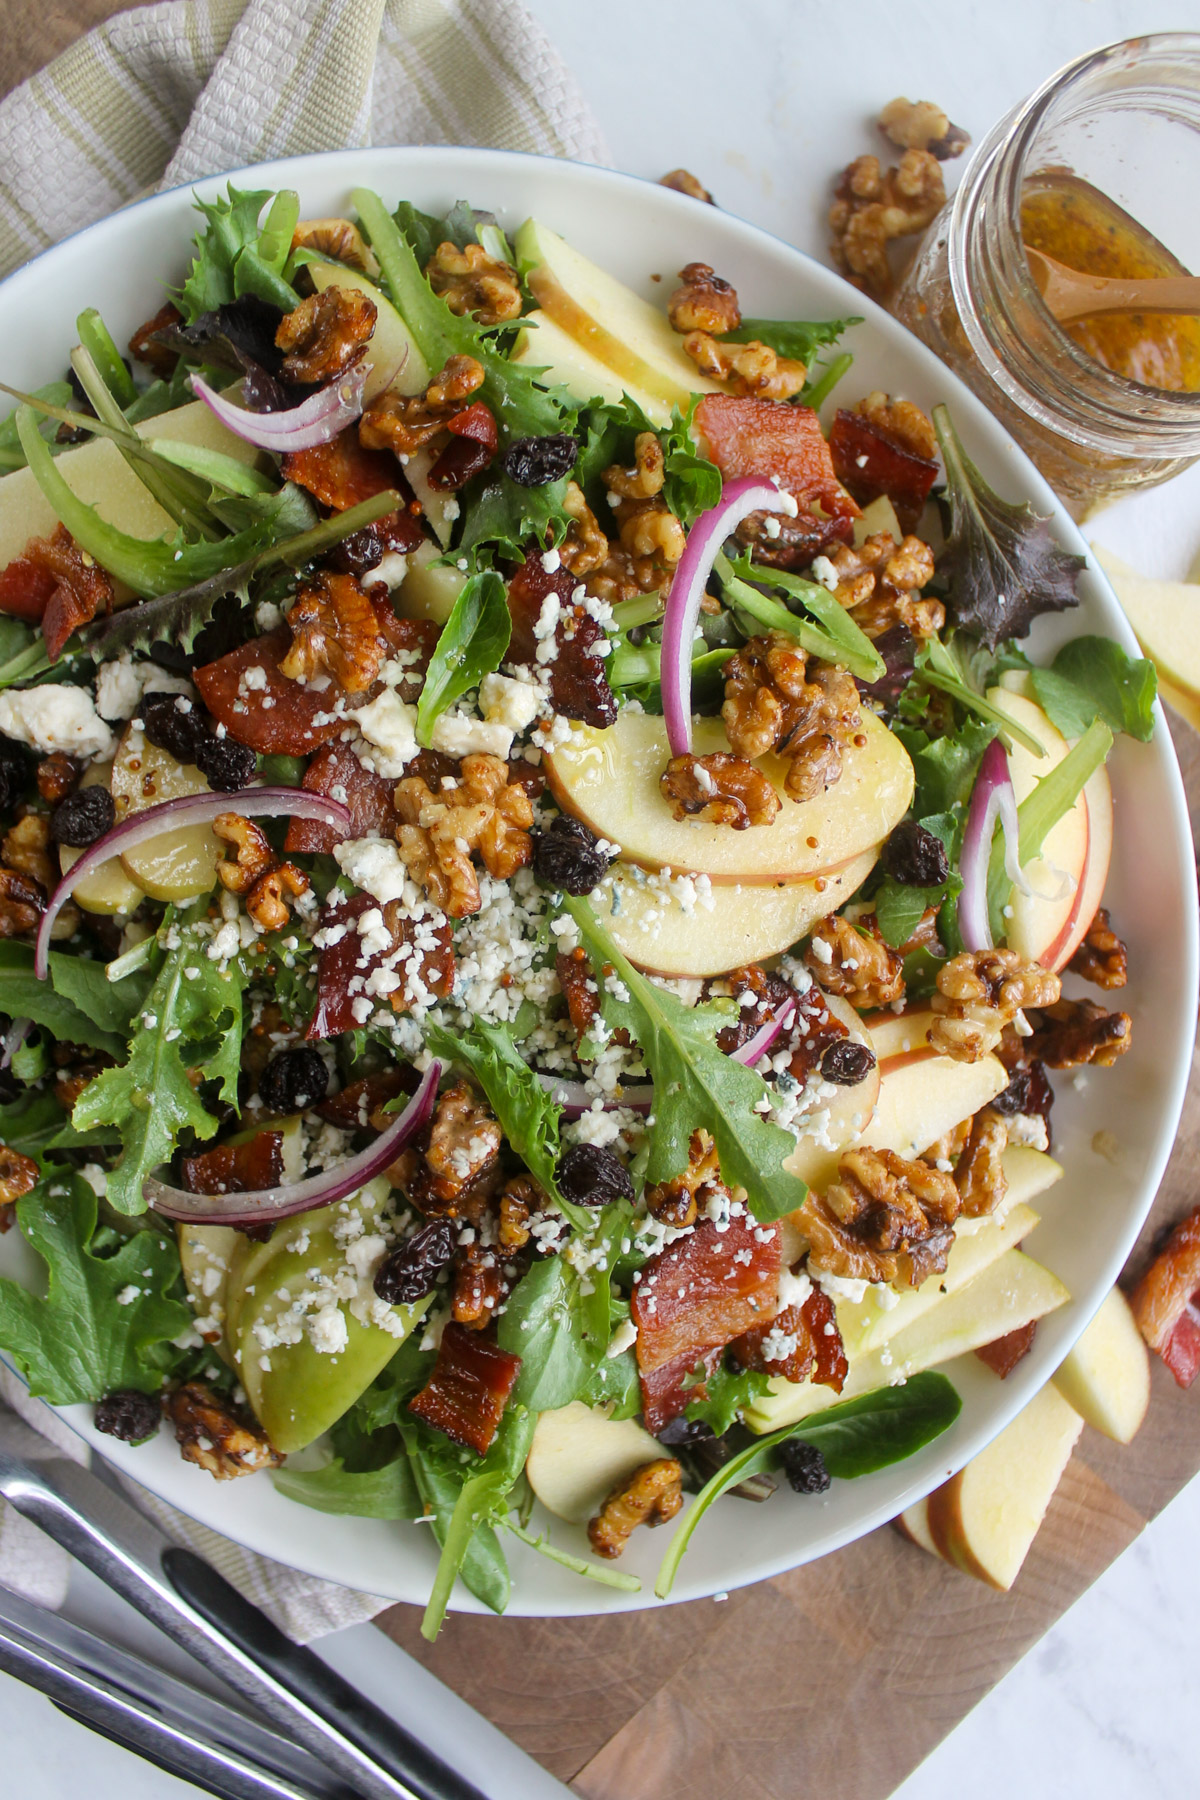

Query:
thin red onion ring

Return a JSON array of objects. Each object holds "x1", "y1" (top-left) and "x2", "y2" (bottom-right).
[
  {"x1": 189, "y1": 358, "x2": 373, "y2": 452},
  {"x1": 730, "y1": 998, "x2": 796, "y2": 1067},
  {"x1": 536, "y1": 1073, "x2": 654, "y2": 1119},
  {"x1": 661, "y1": 476, "x2": 799, "y2": 756},
  {"x1": 958, "y1": 737, "x2": 1023, "y2": 952},
  {"x1": 35, "y1": 787, "x2": 353, "y2": 978},
  {"x1": 146, "y1": 1060, "x2": 442, "y2": 1224}
]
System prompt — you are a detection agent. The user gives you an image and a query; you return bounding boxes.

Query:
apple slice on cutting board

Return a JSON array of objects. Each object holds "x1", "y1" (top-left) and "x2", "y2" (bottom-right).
[
  {"x1": 526, "y1": 1402, "x2": 666, "y2": 1524},
  {"x1": 544, "y1": 709, "x2": 914, "y2": 884},
  {"x1": 899, "y1": 1382, "x2": 1084, "y2": 1589},
  {"x1": 1051, "y1": 1284, "x2": 1150, "y2": 1444}
]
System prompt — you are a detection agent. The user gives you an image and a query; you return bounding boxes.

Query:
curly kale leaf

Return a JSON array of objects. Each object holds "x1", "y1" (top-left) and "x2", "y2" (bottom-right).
[{"x1": 933, "y1": 404, "x2": 1085, "y2": 648}]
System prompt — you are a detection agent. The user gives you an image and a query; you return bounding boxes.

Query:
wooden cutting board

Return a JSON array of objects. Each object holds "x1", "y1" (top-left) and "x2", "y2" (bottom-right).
[{"x1": 378, "y1": 715, "x2": 1200, "y2": 1797}]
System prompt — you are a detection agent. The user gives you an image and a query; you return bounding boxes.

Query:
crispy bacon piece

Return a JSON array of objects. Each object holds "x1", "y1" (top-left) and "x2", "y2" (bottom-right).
[
  {"x1": 506, "y1": 556, "x2": 617, "y2": 728},
  {"x1": 180, "y1": 1130, "x2": 284, "y2": 1195},
  {"x1": 631, "y1": 1211, "x2": 781, "y2": 1433},
  {"x1": 407, "y1": 1320, "x2": 521, "y2": 1453},
  {"x1": 693, "y1": 396, "x2": 859, "y2": 542},
  {"x1": 306, "y1": 890, "x2": 454, "y2": 1039},
  {"x1": 280, "y1": 427, "x2": 424, "y2": 560},
  {"x1": 1130, "y1": 1207, "x2": 1200, "y2": 1388},
  {"x1": 284, "y1": 740, "x2": 397, "y2": 854},
  {"x1": 828, "y1": 408, "x2": 939, "y2": 533},
  {"x1": 317, "y1": 1069, "x2": 414, "y2": 1132},
  {"x1": 427, "y1": 401, "x2": 499, "y2": 492},
  {"x1": 0, "y1": 526, "x2": 115, "y2": 657},
  {"x1": 975, "y1": 1320, "x2": 1037, "y2": 1379},
  {"x1": 0, "y1": 550, "x2": 58, "y2": 623},
  {"x1": 128, "y1": 301, "x2": 184, "y2": 374},
  {"x1": 727, "y1": 1284, "x2": 847, "y2": 1392}
]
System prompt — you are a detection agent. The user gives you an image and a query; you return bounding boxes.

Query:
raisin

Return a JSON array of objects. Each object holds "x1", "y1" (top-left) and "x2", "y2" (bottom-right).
[
  {"x1": 258, "y1": 1046, "x2": 329, "y2": 1114},
  {"x1": 883, "y1": 819, "x2": 950, "y2": 886},
  {"x1": 194, "y1": 734, "x2": 257, "y2": 793},
  {"x1": 502, "y1": 433, "x2": 579, "y2": 487},
  {"x1": 50, "y1": 785, "x2": 115, "y2": 847},
  {"x1": 992, "y1": 1057, "x2": 1053, "y2": 1132},
  {"x1": 0, "y1": 738, "x2": 31, "y2": 813},
  {"x1": 820, "y1": 1039, "x2": 877, "y2": 1085},
  {"x1": 532, "y1": 815, "x2": 613, "y2": 896},
  {"x1": 556, "y1": 1143, "x2": 634, "y2": 1208},
  {"x1": 140, "y1": 692, "x2": 206, "y2": 764},
  {"x1": 94, "y1": 1389, "x2": 162, "y2": 1444},
  {"x1": 779, "y1": 1438, "x2": 831, "y2": 1495},
  {"x1": 374, "y1": 1217, "x2": 457, "y2": 1304}
]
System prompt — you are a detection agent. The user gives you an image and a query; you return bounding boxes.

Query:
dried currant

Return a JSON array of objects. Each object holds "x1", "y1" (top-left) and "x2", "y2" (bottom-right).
[
  {"x1": 556, "y1": 1142, "x2": 634, "y2": 1208},
  {"x1": 50, "y1": 785, "x2": 115, "y2": 847},
  {"x1": 501, "y1": 433, "x2": 579, "y2": 488},
  {"x1": 531, "y1": 815, "x2": 613, "y2": 896},
  {"x1": 94, "y1": 1389, "x2": 162, "y2": 1444},
  {"x1": 820, "y1": 1039, "x2": 877, "y2": 1085},
  {"x1": 374, "y1": 1217, "x2": 457, "y2": 1304},
  {"x1": 883, "y1": 818, "x2": 950, "y2": 886},
  {"x1": 779, "y1": 1438, "x2": 831, "y2": 1495},
  {"x1": 140, "y1": 692, "x2": 206, "y2": 764},
  {"x1": 656, "y1": 1415, "x2": 715, "y2": 1447},
  {"x1": 194, "y1": 734, "x2": 258, "y2": 793},
  {"x1": 258, "y1": 1046, "x2": 329, "y2": 1114},
  {"x1": 0, "y1": 738, "x2": 30, "y2": 813}
]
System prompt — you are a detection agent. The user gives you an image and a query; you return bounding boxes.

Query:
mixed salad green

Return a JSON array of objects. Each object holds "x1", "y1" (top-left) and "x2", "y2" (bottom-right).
[{"x1": 0, "y1": 184, "x2": 1153, "y2": 1635}]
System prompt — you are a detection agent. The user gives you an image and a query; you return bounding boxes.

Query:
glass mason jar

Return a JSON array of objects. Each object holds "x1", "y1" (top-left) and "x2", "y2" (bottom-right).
[{"x1": 893, "y1": 34, "x2": 1200, "y2": 519}]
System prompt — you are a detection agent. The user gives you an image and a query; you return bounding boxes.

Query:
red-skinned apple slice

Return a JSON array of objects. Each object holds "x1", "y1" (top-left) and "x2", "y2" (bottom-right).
[{"x1": 1035, "y1": 765, "x2": 1113, "y2": 971}]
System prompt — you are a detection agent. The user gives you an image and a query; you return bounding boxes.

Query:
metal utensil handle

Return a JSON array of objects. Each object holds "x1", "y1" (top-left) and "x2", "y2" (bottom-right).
[{"x1": 0, "y1": 1452, "x2": 486, "y2": 1800}]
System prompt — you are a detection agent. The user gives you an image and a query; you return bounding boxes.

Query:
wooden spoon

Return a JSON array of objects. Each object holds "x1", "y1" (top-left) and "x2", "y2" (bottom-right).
[{"x1": 1024, "y1": 246, "x2": 1200, "y2": 324}]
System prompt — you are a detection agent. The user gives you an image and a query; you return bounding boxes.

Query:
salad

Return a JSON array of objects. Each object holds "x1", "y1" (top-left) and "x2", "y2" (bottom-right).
[{"x1": 0, "y1": 183, "x2": 1149, "y2": 1635}]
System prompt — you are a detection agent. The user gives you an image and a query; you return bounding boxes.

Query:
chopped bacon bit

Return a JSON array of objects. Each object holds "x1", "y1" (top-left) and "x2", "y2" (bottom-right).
[
  {"x1": 631, "y1": 1211, "x2": 781, "y2": 1433},
  {"x1": 317, "y1": 1069, "x2": 415, "y2": 1132},
  {"x1": 306, "y1": 890, "x2": 454, "y2": 1040},
  {"x1": 445, "y1": 401, "x2": 499, "y2": 450},
  {"x1": 975, "y1": 1319, "x2": 1038, "y2": 1378},
  {"x1": 180, "y1": 1130, "x2": 284, "y2": 1195},
  {"x1": 828, "y1": 408, "x2": 939, "y2": 534},
  {"x1": 427, "y1": 401, "x2": 500, "y2": 493},
  {"x1": 805, "y1": 1287, "x2": 849, "y2": 1391},
  {"x1": 284, "y1": 741, "x2": 397, "y2": 854},
  {"x1": 0, "y1": 526, "x2": 114, "y2": 658},
  {"x1": 128, "y1": 301, "x2": 183, "y2": 374},
  {"x1": 506, "y1": 557, "x2": 617, "y2": 729},
  {"x1": 693, "y1": 395, "x2": 859, "y2": 540},
  {"x1": 407, "y1": 1320, "x2": 521, "y2": 1453},
  {"x1": 0, "y1": 550, "x2": 58, "y2": 623},
  {"x1": 280, "y1": 427, "x2": 424, "y2": 561},
  {"x1": 1131, "y1": 1206, "x2": 1200, "y2": 1388}
]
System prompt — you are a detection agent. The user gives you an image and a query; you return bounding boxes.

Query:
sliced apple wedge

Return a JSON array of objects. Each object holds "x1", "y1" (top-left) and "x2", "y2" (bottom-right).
[
  {"x1": 592, "y1": 849, "x2": 876, "y2": 977},
  {"x1": 1037, "y1": 764, "x2": 1113, "y2": 972},
  {"x1": 111, "y1": 724, "x2": 222, "y2": 901},
  {"x1": 985, "y1": 688, "x2": 1091, "y2": 967},
  {"x1": 544, "y1": 709, "x2": 914, "y2": 885},
  {"x1": 903, "y1": 1382, "x2": 1084, "y2": 1589},
  {"x1": 515, "y1": 217, "x2": 728, "y2": 413},
  {"x1": 526, "y1": 1402, "x2": 666, "y2": 1525},
  {"x1": 398, "y1": 539, "x2": 467, "y2": 625},
  {"x1": 1090, "y1": 543, "x2": 1200, "y2": 710},
  {"x1": 308, "y1": 260, "x2": 430, "y2": 398},
  {"x1": 513, "y1": 309, "x2": 671, "y2": 425},
  {"x1": 859, "y1": 1031, "x2": 1009, "y2": 1163},
  {"x1": 59, "y1": 761, "x2": 144, "y2": 915},
  {"x1": 1051, "y1": 1285, "x2": 1150, "y2": 1444},
  {"x1": 745, "y1": 1247, "x2": 1070, "y2": 1433}
]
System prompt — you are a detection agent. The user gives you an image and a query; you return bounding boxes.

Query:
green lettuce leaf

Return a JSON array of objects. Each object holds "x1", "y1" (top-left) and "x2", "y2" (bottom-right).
[
  {"x1": 415, "y1": 570, "x2": 511, "y2": 745},
  {"x1": 1030, "y1": 635, "x2": 1157, "y2": 743},
  {"x1": 178, "y1": 185, "x2": 301, "y2": 323},
  {"x1": 0, "y1": 944, "x2": 142, "y2": 1059},
  {"x1": 272, "y1": 1457, "x2": 422, "y2": 1520},
  {"x1": 683, "y1": 1359, "x2": 772, "y2": 1435},
  {"x1": 0, "y1": 1172, "x2": 190, "y2": 1404},
  {"x1": 718, "y1": 315, "x2": 859, "y2": 364}
]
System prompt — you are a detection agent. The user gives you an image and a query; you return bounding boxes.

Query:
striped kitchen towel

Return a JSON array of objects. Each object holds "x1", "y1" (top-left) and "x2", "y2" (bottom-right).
[{"x1": 0, "y1": 0, "x2": 608, "y2": 280}]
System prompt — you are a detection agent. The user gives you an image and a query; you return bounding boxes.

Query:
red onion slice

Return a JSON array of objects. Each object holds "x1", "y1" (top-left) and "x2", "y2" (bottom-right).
[
  {"x1": 35, "y1": 787, "x2": 352, "y2": 978},
  {"x1": 661, "y1": 476, "x2": 798, "y2": 756},
  {"x1": 189, "y1": 359, "x2": 373, "y2": 452},
  {"x1": 146, "y1": 1060, "x2": 442, "y2": 1224},
  {"x1": 957, "y1": 737, "x2": 1023, "y2": 952},
  {"x1": 536, "y1": 1073, "x2": 654, "y2": 1119},
  {"x1": 730, "y1": 998, "x2": 796, "y2": 1067}
]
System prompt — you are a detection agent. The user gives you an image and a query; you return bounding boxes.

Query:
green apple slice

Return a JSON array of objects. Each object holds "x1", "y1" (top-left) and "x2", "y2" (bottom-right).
[
  {"x1": 110, "y1": 723, "x2": 221, "y2": 901},
  {"x1": 512, "y1": 309, "x2": 672, "y2": 425},
  {"x1": 399, "y1": 539, "x2": 468, "y2": 625}
]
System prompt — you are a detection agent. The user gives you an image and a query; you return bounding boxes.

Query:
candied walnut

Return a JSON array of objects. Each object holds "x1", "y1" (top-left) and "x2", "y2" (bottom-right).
[
  {"x1": 703, "y1": 962, "x2": 795, "y2": 1056},
  {"x1": 426, "y1": 239, "x2": 522, "y2": 326},
  {"x1": 275, "y1": 285, "x2": 376, "y2": 384},
  {"x1": 279, "y1": 570, "x2": 382, "y2": 693},
  {"x1": 592, "y1": 438, "x2": 684, "y2": 593},
  {"x1": 244, "y1": 862, "x2": 310, "y2": 931},
  {"x1": 682, "y1": 331, "x2": 806, "y2": 401},
  {"x1": 667, "y1": 262, "x2": 741, "y2": 334},
  {"x1": 127, "y1": 300, "x2": 184, "y2": 374},
  {"x1": 164, "y1": 1382, "x2": 282, "y2": 1479},
  {"x1": 954, "y1": 1107, "x2": 1009, "y2": 1218},
  {"x1": 588, "y1": 1459, "x2": 683, "y2": 1559},
  {"x1": 803, "y1": 1146, "x2": 960, "y2": 1289},
  {"x1": 395, "y1": 752, "x2": 533, "y2": 918},
  {"x1": 0, "y1": 1143, "x2": 39, "y2": 1227},
  {"x1": 407, "y1": 1320, "x2": 521, "y2": 1453},
  {"x1": 829, "y1": 149, "x2": 945, "y2": 299},
  {"x1": 9, "y1": 525, "x2": 115, "y2": 661},
  {"x1": 805, "y1": 915, "x2": 904, "y2": 1011},
  {"x1": 660, "y1": 168, "x2": 714, "y2": 203},
  {"x1": 661, "y1": 751, "x2": 781, "y2": 830},
  {"x1": 1067, "y1": 908, "x2": 1128, "y2": 990},
  {"x1": 603, "y1": 432, "x2": 666, "y2": 501},
  {"x1": 359, "y1": 355, "x2": 485, "y2": 456},
  {"x1": 452, "y1": 1241, "x2": 510, "y2": 1329},
  {"x1": 291, "y1": 217, "x2": 379, "y2": 274},
  {"x1": 645, "y1": 1128, "x2": 722, "y2": 1230},
  {"x1": 723, "y1": 632, "x2": 864, "y2": 801},
  {"x1": 822, "y1": 532, "x2": 941, "y2": 638},
  {"x1": 3, "y1": 813, "x2": 54, "y2": 893},
  {"x1": 856, "y1": 390, "x2": 937, "y2": 462},
  {"x1": 499, "y1": 1177, "x2": 541, "y2": 1250},
  {"x1": 558, "y1": 480, "x2": 609, "y2": 577},
  {"x1": 729, "y1": 1283, "x2": 848, "y2": 1391},
  {"x1": 36, "y1": 752, "x2": 78, "y2": 805},
  {"x1": 929, "y1": 949, "x2": 1061, "y2": 1063},
  {"x1": 0, "y1": 866, "x2": 45, "y2": 937},
  {"x1": 878, "y1": 97, "x2": 970, "y2": 160},
  {"x1": 1130, "y1": 1207, "x2": 1200, "y2": 1385},
  {"x1": 392, "y1": 1080, "x2": 503, "y2": 1220},
  {"x1": 213, "y1": 813, "x2": 309, "y2": 931},
  {"x1": 1024, "y1": 997, "x2": 1132, "y2": 1069}
]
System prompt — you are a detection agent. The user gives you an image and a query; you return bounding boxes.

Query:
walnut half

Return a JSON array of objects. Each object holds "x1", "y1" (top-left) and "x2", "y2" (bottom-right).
[
  {"x1": 394, "y1": 753, "x2": 533, "y2": 918},
  {"x1": 722, "y1": 633, "x2": 864, "y2": 802},
  {"x1": 588, "y1": 1459, "x2": 683, "y2": 1558},
  {"x1": 660, "y1": 752, "x2": 781, "y2": 830},
  {"x1": 164, "y1": 1382, "x2": 282, "y2": 1480}
]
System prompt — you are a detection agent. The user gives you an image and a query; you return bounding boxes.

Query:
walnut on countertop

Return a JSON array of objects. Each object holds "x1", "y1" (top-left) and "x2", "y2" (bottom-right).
[
  {"x1": 878, "y1": 97, "x2": 971, "y2": 161},
  {"x1": 660, "y1": 751, "x2": 781, "y2": 831},
  {"x1": 395, "y1": 752, "x2": 534, "y2": 918},
  {"x1": 929, "y1": 949, "x2": 1061, "y2": 1064},
  {"x1": 164, "y1": 1382, "x2": 282, "y2": 1480},
  {"x1": 275, "y1": 285, "x2": 376, "y2": 385},
  {"x1": 359, "y1": 355, "x2": 485, "y2": 456},
  {"x1": 426, "y1": 240, "x2": 522, "y2": 326},
  {"x1": 829, "y1": 149, "x2": 945, "y2": 299},
  {"x1": 279, "y1": 570, "x2": 383, "y2": 694},
  {"x1": 805, "y1": 913, "x2": 904, "y2": 1011},
  {"x1": 722, "y1": 631, "x2": 863, "y2": 803},
  {"x1": 1067, "y1": 908, "x2": 1128, "y2": 990},
  {"x1": 588, "y1": 1458, "x2": 683, "y2": 1558},
  {"x1": 801, "y1": 1145, "x2": 961, "y2": 1289}
]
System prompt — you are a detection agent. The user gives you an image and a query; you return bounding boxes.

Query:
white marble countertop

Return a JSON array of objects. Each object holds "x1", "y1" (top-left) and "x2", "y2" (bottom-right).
[{"x1": 5, "y1": 1, "x2": 1200, "y2": 1795}]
